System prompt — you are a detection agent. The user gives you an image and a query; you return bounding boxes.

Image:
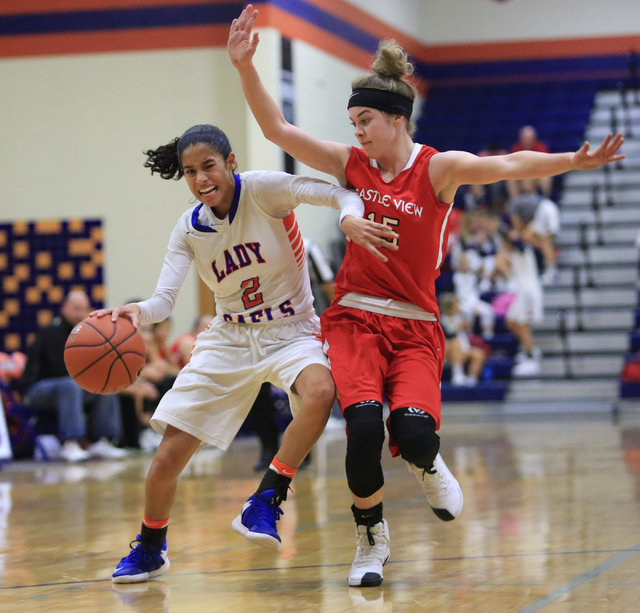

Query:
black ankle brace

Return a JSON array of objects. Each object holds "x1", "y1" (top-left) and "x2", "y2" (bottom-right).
[
  {"x1": 257, "y1": 468, "x2": 291, "y2": 504},
  {"x1": 351, "y1": 502, "x2": 383, "y2": 526},
  {"x1": 140, "y1": 523, "x2": 168, "y2": 548}
]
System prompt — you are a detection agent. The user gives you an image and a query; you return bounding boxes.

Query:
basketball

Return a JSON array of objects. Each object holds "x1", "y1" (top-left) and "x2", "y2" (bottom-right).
[{"x1": 64, "y1": 315, "x2": 146, "y2": 394}]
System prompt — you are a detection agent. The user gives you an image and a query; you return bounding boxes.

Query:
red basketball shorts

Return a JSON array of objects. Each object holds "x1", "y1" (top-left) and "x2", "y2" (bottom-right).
[{"x1": 321, "y1": 304, "x2": 444, "y2": 430}]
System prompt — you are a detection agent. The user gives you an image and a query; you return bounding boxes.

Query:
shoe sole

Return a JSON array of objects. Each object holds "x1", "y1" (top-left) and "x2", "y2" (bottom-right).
[
  {"x1": 112, "y1": 557, "x2": 170, "y2": 584},
  {"x1": 231, "y1": 514, "x2": 282, "y2": 552}
]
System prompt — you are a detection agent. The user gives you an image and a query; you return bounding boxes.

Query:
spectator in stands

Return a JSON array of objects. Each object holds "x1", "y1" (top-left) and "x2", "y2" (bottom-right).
[
  {"x1": 452, "y1": 210, "x2": 500, "y2": 295},
  {"x1": 439, "y1": 293, "x2": 487, "y2": 387},
  {"x1": 453, "y1": 252, "x2": 495, "y2": 339},
  {"x1": 496, "y1": 198, "x2": 545, "y2": 376},
  {"x1": 19, "y1": 290, "x2": 128, "y2": 462},
  {"x1": 511, "y1": 184, "x2": 561, "y2": 286},
  {"x1": 509, "y1": 126, "x2": 552, "y2": 197},
  {"x1": 170, "y1": 314, "x2": 213, "y2": 369}
]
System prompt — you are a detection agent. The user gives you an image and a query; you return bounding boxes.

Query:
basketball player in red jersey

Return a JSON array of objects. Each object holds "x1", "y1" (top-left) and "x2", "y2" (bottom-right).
[{"x1": 229, "y1": 5, "x2": 625, "y2": 587}]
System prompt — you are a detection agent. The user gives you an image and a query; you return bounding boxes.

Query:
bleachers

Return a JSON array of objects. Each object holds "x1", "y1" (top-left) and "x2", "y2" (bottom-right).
[
  {"x1": 417, "y1": 77, "x2": 612, "y2": 404},
  {"x1": 417, "y1": 80, "x2": 596, "y2": 155}
]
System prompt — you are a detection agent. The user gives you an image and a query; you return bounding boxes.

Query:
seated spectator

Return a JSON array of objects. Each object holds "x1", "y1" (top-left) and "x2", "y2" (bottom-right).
[
  {"x1": 453, "y1": 252, "x2": 495, "y2": 339},
  {"x1": 170, "y1": 314, "x2": 213, "y2": 369},
  {"x1": 18, "y1": 290, "x2": 128, "y2": 462},
  {"x1": 452, "y1": 210, "x2": 500, "y2": 294},
  {"x1": 439, "y1": 293, "x2": 487, "y2": 387},
  {"x1": 510, "y1": 188, "x2": 561, "y2": 286},
  {"x1": 495, "y1": 208, "x2": 544, "y2": 376},
  {"x1": 508, "y1": 126, "x2": 552, "y2": 197}
]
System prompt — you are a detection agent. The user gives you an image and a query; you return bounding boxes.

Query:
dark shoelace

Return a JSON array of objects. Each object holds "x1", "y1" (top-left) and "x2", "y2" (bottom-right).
[
  {"x1": 365, "y1": 525, "x2": 375, "y2": 546},
  {"x1": 122, "y1": 539, "x2": 162, "y2": 566}
]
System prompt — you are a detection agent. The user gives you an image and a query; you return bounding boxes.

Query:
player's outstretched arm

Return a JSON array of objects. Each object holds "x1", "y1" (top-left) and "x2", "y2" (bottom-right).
[
  {"x1": 228, "y1": 4, "x2": 349, "y2": 182},
  {"x1": 90, "y1": 304, "x2": 142, "y2": 328},
  {"x1": 432, "y1": 132, "x2": 625, "y2": 203}
]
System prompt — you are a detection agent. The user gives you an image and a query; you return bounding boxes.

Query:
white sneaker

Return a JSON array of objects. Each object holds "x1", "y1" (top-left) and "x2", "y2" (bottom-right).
[
  {"x1": 406, "y1": 453, "x2": 463, "y2": 521},
  {"x1": 512, "y1": 357, "x2": 541, "y2": 377},
  {"x1": 89, "y1": 438, "x2": 129, "y2": 460},
  {"x1": 514, "y1": 347, "x2": 541, "y2": 365},
  {"x1": 541, "y1": 268, "x2": 559, "y2": 286},
  {"x1": 451, "y1": 370, "x2": 469, "y2": 386},
  {"x1": 60, "y1": 440, "x2": 91, "y2": 463},
  {"x1": 348, "y1": 520, "x2": 390, "y2": 587}
]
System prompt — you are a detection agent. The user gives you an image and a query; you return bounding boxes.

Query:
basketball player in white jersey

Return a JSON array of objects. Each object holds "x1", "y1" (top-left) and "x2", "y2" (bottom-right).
[{"x1": 94, "y1": 124, "x2": 397, "y2": 584}]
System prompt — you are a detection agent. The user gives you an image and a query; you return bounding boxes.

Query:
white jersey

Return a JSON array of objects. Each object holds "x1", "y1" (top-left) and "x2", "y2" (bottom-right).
[{"x1": 137, "y1": 170, "x2": 363, "y2": 326}]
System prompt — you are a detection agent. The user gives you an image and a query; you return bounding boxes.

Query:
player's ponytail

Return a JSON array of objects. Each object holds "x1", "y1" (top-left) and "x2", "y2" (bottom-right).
[
  {"x1": 144, "y1": 138, "x2": 182, "y2": 180},
  {"x1": 352, "y1": 40, "x2": 417, "y2": 103},
  {"x1": 144, "y1": 124, "x2": 235, "y2": 180}
]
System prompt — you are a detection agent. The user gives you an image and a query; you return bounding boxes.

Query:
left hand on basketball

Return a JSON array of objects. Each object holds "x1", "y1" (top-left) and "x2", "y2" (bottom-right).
[
  {"x1": 90, "y1": 304, "x2": 142, "y2": 328},
  {"x1": 340, "y1": 215, "x2": 399, "y2": 262},
  {"x1": 572, "y1": 132, "x2": 625, "y2": 170}
]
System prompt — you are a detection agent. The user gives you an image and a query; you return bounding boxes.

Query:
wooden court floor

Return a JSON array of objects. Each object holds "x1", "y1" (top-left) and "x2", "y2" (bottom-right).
[{"x1": 1, "y1": 410, "x2": 640, "y2": 612}]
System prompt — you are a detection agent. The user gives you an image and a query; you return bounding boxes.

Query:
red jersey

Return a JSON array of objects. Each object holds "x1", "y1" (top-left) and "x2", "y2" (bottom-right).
[{"x1": 334, "y1": 144, "x2": 454, "y2": 317}]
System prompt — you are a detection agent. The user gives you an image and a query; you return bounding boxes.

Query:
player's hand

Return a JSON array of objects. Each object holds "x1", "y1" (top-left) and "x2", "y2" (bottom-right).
[
  {"x1": 90, "y1": 304, "x2": 142, "y2": 328},
  {"x1": 340, "y1": 215, "x2": 399, "y2": 262},
  {"x1": 228, "y1": 4, "x2": 259, "y2": 68},
  {"x1": 572, "y1": 132, "x2": 625, "y2": 170}
]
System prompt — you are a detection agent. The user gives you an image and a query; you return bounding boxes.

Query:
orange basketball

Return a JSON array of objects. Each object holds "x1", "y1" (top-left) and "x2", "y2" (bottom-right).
[{"x1": 64, "y1": 315, "x2": 146, "y2": 394}]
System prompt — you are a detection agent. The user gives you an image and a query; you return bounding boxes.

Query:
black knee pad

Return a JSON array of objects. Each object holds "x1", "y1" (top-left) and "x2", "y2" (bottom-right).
[
  {"x1": 344, "y1": 401, "x2": 385, "y2": 498},
  {"x1": 389, "y1": 407, "x2": 440, "y2": 469}
]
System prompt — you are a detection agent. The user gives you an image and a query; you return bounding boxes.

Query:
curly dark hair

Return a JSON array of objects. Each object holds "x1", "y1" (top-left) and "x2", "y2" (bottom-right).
[{"x1": 143, "y1": 124, "x2": 233, "y2": 180}]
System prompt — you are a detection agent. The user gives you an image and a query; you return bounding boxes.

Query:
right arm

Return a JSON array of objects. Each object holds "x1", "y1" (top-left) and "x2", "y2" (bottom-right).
[{"x1": 228, "y1": 4, "x2": 350, "y2": 183}]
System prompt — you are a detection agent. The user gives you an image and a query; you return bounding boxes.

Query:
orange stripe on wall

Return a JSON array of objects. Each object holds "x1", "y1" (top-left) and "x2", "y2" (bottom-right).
[
  {"x1": 0, "y1": 0, "x2": 231, "y2": 16},
  {"x1": 0, "y1": 24, "x2": 229, "y2": 58},
  {"x1": 259, "y1": 5, "x2": 374, "y2": 70},
  {"x1": 424, "y1": 35, "x2": 640, "y2": 63},
  {"x1": 258, "y1": 5, "x2": 429, "y2": 95},
  {"x1": 302, "y1": 0, "x2": 429, "y2": 61},
  {"x1": 0, "y1": 1, "x2": 634, "y2": 67}
]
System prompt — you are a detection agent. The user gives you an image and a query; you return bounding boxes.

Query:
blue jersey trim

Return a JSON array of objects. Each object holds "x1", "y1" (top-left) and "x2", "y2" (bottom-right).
[
  {"x1": 228, "y1": 173, "x2": 241, "y2": 225},
  {"x1": 190, "y1": 173, "x2": 241, "y2": 233}
]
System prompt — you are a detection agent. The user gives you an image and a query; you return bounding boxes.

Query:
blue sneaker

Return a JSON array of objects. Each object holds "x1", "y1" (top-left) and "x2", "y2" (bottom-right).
[
  {"x1": 112, "y1": 535, "x2": 170, "y2": 583},
  {"x1": 231, "y1": 489, "x2": 284, "y2": 551}
]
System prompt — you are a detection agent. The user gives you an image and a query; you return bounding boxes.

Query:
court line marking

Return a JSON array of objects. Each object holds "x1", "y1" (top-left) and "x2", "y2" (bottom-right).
[
  {"x1": 516, "y1": 542, "x2": 640, "y2": 613},
  {"x1": 3, "y1": 545, "x2": 640, "y2": 591}
]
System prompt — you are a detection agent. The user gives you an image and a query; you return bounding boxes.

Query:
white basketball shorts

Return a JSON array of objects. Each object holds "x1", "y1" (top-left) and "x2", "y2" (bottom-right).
[{"x1": 150, "y1": 314, "x2": 329, "y2": 450}]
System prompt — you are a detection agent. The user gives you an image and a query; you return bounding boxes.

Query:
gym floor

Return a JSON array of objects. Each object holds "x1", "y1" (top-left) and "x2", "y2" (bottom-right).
[{"x1": 1, "y1": 407, "x2": 640, "y2": 612}]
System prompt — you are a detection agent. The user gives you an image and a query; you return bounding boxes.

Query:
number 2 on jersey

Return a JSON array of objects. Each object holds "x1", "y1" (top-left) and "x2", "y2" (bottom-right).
[
  {"x1": 366, "y1": 212, "x2": 400, "y2": 246},
  {"x1": 241, "y1": 276, "x2": 263, "y2": 309}
]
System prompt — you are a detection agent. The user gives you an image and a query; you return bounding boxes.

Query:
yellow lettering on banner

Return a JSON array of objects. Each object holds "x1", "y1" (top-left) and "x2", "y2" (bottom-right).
[
  {"x1": 13, "y1": 241, "x2": 28, "y2": 258},
  {"x1": 3, "y1": 277, "x2": 18, "y2": 293},
  {"x1": 35, "y1": 252, "x2": 52, "y2": 269},
  {"x1": 35, "y1": 220, "x2": 61, "y2": 233},
  {"x1": 26, "y1": 287, "x2": 40, "y2": 304},
  {"x1": 37, "y1": 310, "x2": 53, "y2": 327}
]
